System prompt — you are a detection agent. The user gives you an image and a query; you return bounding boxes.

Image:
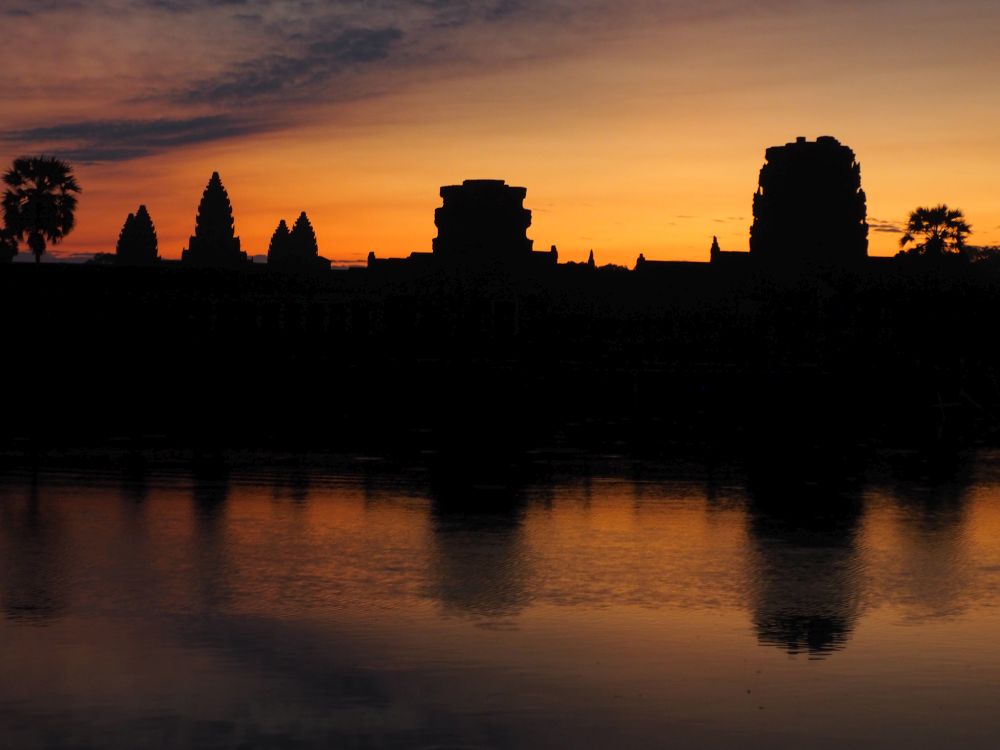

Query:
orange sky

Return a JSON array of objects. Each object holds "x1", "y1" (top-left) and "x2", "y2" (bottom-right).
[{"x1": 3, "y1": 1, "x2": 999, "y2": 265}]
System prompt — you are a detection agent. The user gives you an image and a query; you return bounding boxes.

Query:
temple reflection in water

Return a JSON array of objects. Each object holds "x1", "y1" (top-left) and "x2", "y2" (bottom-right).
[{"x1": 0, "y1": 461, "x2": 996, "y2": 748}]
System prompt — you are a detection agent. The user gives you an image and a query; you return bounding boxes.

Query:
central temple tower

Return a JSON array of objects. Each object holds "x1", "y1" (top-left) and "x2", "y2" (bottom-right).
[
  {"x1": 750, "y1": 136, "x2": 868, "y2": 266},
  {"x1": 432, "y1": 179, "x2": 533, "y2": 267}
]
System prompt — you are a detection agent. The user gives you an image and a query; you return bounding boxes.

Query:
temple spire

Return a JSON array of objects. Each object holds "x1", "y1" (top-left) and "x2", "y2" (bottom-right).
[{"x1": 182, "y1": 171, "x2": 246, "y2": 268}]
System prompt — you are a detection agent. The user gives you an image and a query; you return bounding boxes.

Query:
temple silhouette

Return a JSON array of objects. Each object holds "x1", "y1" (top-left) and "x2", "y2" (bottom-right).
[
  {"x1": 751, "y1": 136, "x2": 869, "y2": 266},
  {"x1": 181, "y1": 172, "x2": 248, "y2": 268},
  {"x1": 1, "y1": 134, "x2": 998, "y2": 455},
  {"x1": 267, "y1": 212, "x2": 331, "y2": 274},
  {"x1": 368, "y1": 179, "x2": 557, "y2": 272},
  {"x1": 367, "y1": 137, "x2": 874, "y2": 277},
  {"x1": 115, "y1": 205, "x2": 159, "y2": 267},
  {"x1": 105, "y1": 136, "x2": 879, "y2": 276}
]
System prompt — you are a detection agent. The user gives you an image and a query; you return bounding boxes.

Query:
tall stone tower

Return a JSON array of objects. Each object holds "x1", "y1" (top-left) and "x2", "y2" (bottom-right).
[
  {"x1": 432, "y1": 179, "x2": 533, "y2": 267},
  {"x1": 750, "y1": 136, "x2": 868, "y2": 265},
  {"x1": 182, "y1": 172, "x2": 247, "y2": 268}
]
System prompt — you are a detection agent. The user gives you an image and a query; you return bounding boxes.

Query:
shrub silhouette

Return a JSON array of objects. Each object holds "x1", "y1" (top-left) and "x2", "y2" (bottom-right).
[
  {"x1": 967, "y1": 245, "x2": 1000, "y2": 265},
  {"x1": 181, "y1": 172, "x2": 247, "y2": 268},
  {"x1": 115, "y1": 204, "x2": 158, "y2": 266},
  {"x1": 898, "y1": 205, "x2": 971, "y2": 257},
  {"x1": 2, "y1": 156, "x2": 81, "y2": 263}
]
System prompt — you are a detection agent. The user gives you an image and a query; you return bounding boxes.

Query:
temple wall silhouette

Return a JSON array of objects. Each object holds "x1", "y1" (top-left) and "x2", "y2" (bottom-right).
[{"x1": 1, "y1": 255, "x2": 997, "y2": 454}]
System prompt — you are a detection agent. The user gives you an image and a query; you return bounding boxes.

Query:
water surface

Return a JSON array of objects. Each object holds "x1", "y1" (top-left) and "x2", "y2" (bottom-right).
[{"x1": 2, "y1": 461, "x2": 1000, "y2": 748}]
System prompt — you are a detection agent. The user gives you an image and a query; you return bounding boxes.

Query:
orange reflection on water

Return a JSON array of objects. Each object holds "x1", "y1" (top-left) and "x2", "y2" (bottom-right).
[{"x1": 3, "y1": 466, "x2": 1000, "y2": 747}]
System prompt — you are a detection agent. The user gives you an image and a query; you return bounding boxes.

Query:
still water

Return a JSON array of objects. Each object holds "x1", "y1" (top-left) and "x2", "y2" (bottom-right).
[{"x1": 2, "y1": 459, "x2": 1000, "y2": 748}]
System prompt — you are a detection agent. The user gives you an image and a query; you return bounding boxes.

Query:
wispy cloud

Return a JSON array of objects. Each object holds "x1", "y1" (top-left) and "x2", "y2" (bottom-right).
[
  {"x1": 3, "y1": 0, "x2": 554, "y2": 160},
  {"x1": 869, "y1": 218, "x2": 903, "y2": 233},
  {"x1": 1, "y1": 116, "x2": 267, "y2": 163},
  {"x1": 2, "y1": 0, "x2": 900, "y2": 162},
  {"x1": 175, "y1": 27, "x2": 404, "y2": 104}
]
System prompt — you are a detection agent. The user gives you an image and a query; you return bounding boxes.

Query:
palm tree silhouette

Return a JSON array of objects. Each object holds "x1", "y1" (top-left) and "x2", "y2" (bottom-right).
[
  {"x1": 0, "y1": 228, "x2": 16, "y2": 263},
  {"x1": 899, "y1": 205, "x2": 971, "y2": 257},
  {"x1": 2, "y1": 156, "x2": 81, "y2": 263}
]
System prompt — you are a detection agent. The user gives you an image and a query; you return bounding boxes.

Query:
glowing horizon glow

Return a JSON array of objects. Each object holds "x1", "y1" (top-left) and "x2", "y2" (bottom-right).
[{"x1": 3, "y1": 0, "x2": 999, "y2": 265}]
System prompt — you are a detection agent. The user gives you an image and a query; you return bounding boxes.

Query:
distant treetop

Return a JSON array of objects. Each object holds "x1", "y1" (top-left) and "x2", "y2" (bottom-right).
[
  {"x1": 2, "y1": 155, "x2": 81, "y2": 263},
  {"x1": 899, "y1": 205, "x2": 971, "y2": 258}
]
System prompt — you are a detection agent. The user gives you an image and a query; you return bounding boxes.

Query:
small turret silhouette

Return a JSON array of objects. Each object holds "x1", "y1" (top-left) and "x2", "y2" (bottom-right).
[
  {"x1": 267, "y1": 220, "x2": 292, "y2": 266},
  {"x1": 115, "y1": 205, "x2": 158, "y2": 266},
  {"x1": 587, "y1": 249, "x2": 595, "y2": 268},
  {"x1": 710, "y1": 236, "x2": 721, "y2": 260},
  {"x1": 181, "y1": 172, "x2": 247, "y2": 268},
  {"x1": 290, "y1": 212, "x2": 319, "y2": 258},
  {"x1": 268, "y1": 211, "x2": 329, "y2": 273}
]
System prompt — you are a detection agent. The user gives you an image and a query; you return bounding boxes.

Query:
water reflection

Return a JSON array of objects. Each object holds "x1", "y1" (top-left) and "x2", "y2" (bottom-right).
[
  {"x1": 745, "y1": 479, "x2": 865, "y2": 658},
  {"x1": 120, "y1": 469, "x2": 149, "y2": 506},
  {"x1": 885, "y1": 478, "x2": 974, "y2": 621},
  {"x1": 1, "y1": 460, "x2": 1000, "y2": 748},
  {"x1": 271, "y1": 471, "x2": 311, "y2": 504},
  {"x1": 0, "y1": 477, "x2": 64, "y2": 624},
  {"x1": 192, "y1": 469, "x2": 230, "y2": 523},
  {"x1": 427, "y1": 479, "x2": 531, "y2": 620},
  {"x1": 191, "y1": 471, "x2": 231, "y2": 612}
]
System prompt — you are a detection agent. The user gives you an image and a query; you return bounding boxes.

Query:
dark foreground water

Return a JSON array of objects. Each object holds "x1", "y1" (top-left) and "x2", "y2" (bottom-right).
[{"x1": 2, "y1": 458, "x2": 1000, "y2": 748}]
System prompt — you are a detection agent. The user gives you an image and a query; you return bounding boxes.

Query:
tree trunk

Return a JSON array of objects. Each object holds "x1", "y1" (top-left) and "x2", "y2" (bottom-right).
[{"x1": 29, "y1": 233, "x2": 44, "y2": 264}]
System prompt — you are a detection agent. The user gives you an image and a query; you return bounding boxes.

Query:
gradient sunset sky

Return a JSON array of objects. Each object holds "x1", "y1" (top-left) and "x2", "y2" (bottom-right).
[{"x1": 3, "y1": 0, "x2": 999, "y2": 265}]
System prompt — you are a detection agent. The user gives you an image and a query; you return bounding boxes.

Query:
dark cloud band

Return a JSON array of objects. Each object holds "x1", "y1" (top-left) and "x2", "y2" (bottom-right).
[
  {"x1": 177, "y1": 26, "x2": 404, "y2": 104},
  {"x1": 0, "y1": 116, "x2": 264, "y2": 163}
]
